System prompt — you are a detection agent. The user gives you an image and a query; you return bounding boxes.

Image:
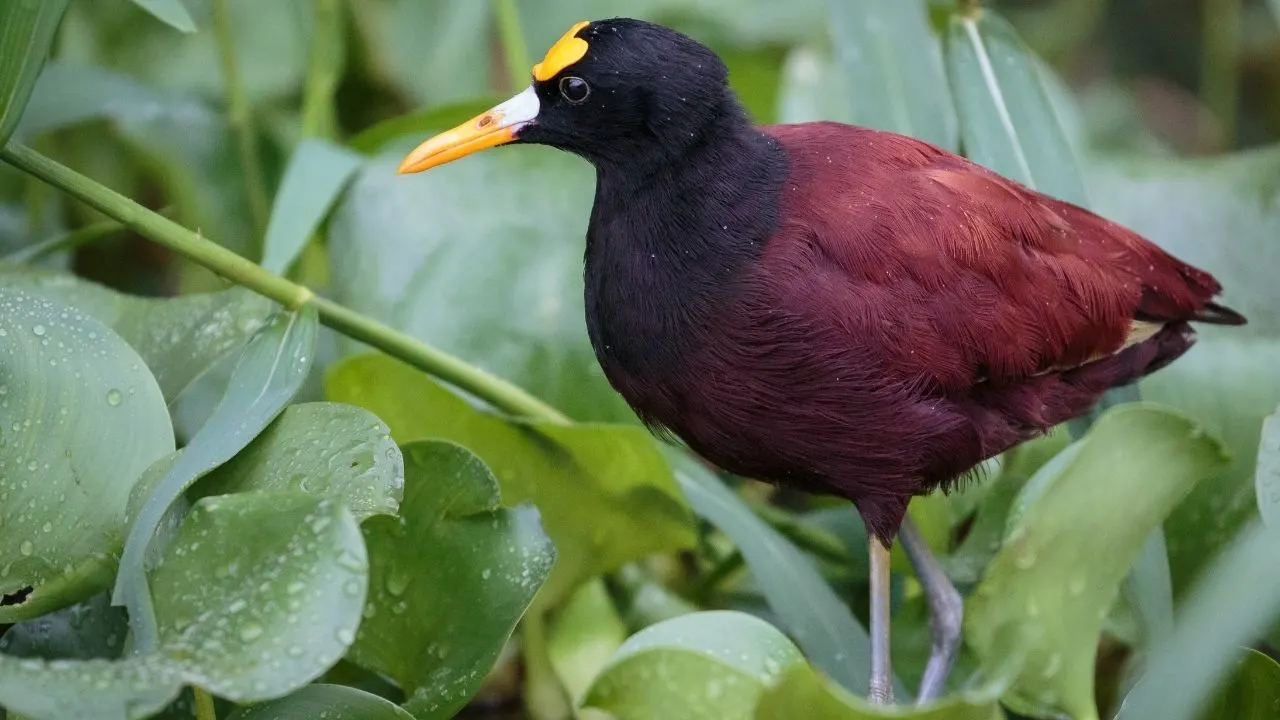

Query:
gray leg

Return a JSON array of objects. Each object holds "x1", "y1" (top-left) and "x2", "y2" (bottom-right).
[
  {"x1": 899, "y1": 517, "x2": 964, "y2": 704},
  {"x1": 867, "y1": 536, "x2": 895, "y2": 704}
]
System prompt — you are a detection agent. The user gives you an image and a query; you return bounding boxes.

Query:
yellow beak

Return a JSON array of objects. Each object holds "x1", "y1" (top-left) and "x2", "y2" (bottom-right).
[{"x1": 397, "y1": 86, "x2": 541, "y2": 174}]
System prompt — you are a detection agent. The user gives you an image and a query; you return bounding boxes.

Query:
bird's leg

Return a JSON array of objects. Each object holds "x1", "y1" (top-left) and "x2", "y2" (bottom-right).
[
  {"x1": 867, "y1": 535, "x2": 895, "y2": 705},
  {"x1": 899, "y1": 517, "x2": 964, "y2": 704}
]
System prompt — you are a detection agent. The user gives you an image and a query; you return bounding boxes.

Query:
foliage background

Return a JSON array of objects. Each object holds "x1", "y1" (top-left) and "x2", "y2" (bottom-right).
[{"x1": 1, "y1": 0, "x2": 1279, "y2": 719}]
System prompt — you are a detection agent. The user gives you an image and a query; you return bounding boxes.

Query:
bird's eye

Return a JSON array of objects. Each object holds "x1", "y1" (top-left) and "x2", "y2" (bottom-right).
[{"x1": 559, "y1": 76, "x2": 590, "y2": 104}]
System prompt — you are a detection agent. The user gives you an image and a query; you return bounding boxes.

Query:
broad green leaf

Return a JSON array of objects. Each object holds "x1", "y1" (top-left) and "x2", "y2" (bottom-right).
[
  {"x1": 0, "y1": 652, "x2": 182, "y2": 720},
  {"x1": 0, "y1": 591, "x2": 128, "y2": 660},
  {"x1": 261, "y1": 138, "x2": 363, "y2": 274},
  {"x1": 965, "y1": 404, "x2": 1229, "y2": 720},
  {"x1": 755, "y1": 662, "x2": 1007, "y2": 720},
  {"x1": 228, "y1": 684, "x2": 415, "y2": 720},
  {"x1": 129, "y1": 0, "x2": 196, "y2": 33},
  {"x1": 718, "y1": 45, "x2": 787, "y2": 125},
  {"x1": 193, "y1": 402, "x2": 404, "y2": 523},
  {"x1": 115, "y1": 308, "x2": 318, "y2": 651},
  {"x1": 17, "y1": 62, "x2": 255, "y2": 257},
  {"x1": 348, "y1": 440, "x2": 554, "y2": 720},
  {"x1": 776, "y1": 47, "x2": 852, "y2": 124},
  {"x1": 325, "y1": 354, "x2": 696, "y2": 606},
  {"x1": 0, "y1": 287, "x2": 173, "y2": 622},
  {"x1": 1115, "y1": 522, "x2": 1280, "y2": 720},
  {"x1": 826, "y1": 0, "x2": 957, "y2": 149},
  {"x1": 328, "y1": 139, "x2": 637, "y2": 424},
  {"x1": 0, "y1": 0, "x2": 69, "y2": 146},
  {"x1": 1085, "y1": 146, "x2": 1280, "y2": 591},
  {"x1": 548, "y1": 578, "x2": 630, "y2": 704},
  {"x1": 0, "y1": 264, "x2": 273, "y2": 402},
  {"x1": 151, "y1": 491, "x2": 367, "y2": 701},
  {"x1": 1257, "y1": 407, "x2": 1280, "y2": 526},
  {"x1": 945, "y1": 8, "x2": 1088, "y2": 205},
  {"x1": 1271, "y1": 0, "x2": 1280, "y2": 27},
  {"x1": 582, "y1": 610, "x2": 804, "y2": 720},
  {"x1": 668, "y1": 452, "x2": 887, "y2": 697}
]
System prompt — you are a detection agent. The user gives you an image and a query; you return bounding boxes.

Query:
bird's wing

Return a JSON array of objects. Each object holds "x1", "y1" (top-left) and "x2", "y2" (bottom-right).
[{"x1": 760, "y1": 122, "x2": 1241, "y2": 391}]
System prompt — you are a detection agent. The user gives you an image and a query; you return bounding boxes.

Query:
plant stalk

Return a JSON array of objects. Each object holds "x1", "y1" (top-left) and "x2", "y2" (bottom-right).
[
  {"x1": 194, "y1": 687, "x2": 216, "y2": 720},
  {"x1": 300, "y1": 0, "x2": 344, "y2": 140},
  {"x1": 1201, "y1": 0, "x2": 1240, "y2": 149},
  {"x1": 957, "y1": 0, "x2": 982, "y2": 17},
  {"x1": 212, "y1": 0, "x2": 270, "y2": 242},
  {"x1": 2, "y1": 218, "x2": 123, "y2": 263},
  {"x1": 0, "y1": 143, "x2": 568, "y2": 425},
  {"x1": 493, "y1": 0, "x2": 530, "y2": 92}
]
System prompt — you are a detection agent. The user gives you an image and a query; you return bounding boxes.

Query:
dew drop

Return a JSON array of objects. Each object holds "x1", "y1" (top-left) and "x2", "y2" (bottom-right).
[
  {"x1": 1014, "y1": 551, "x2": 1036, "y2": 570},
  {"x1": 106, "y1": 389, "x2": 122, "y2": 406},
  {"x1": 19, "y1": 540, "x2": 33, "y2": 556},
  {"x1": 481, "y1": 568, "x2": 492, "y2": 580},
  {"x1": 336, "y1": 628, "x2": 355, "y2": 644},
  {"x1": 238, "y1": 623, "x2": 264, "y2": 642},
  {"x1": 31, "y1": 325, "x2": 45, "y2": 337},
  {"x1": 342, "y1": 579, "x2": 361, "y2": 596}
]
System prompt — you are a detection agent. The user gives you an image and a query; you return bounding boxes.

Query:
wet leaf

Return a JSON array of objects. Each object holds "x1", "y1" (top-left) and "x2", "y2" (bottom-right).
[
  {"x1": 0, "y1": 652, "x2": 183, "y2": 720},
  {"x1": 227, "y1": 683, "x2": 415, "y2": 720},
  {"x1": 261, "y1": 138, "x2": 363, "y2": 275},
  {"x1": 348, "y1": 440, "x2": 554, "y2": 720},
  {"x1": 755, "y1": 662, "x2": 1007, "y2": 720},
  {"x1": 547, "y1": 578, "x2": 629, "y2": 704},
  {"x1": 325, "y1": 353, "x2": 696, "y2": 607},
  {"x1": 581, "y1": 610, "x2": 804, "y2": 720},
  {"x1": 965, "y1": 404, "x2": 1230, "y2": 719},
  {"x1": 151, "y1": 491, "x2": 367, "y2": 702},
  {"x1": 128, "y1": 0, "x2": 195, "y2": 33},
  {"x1": 115, "y1": 308, "x2": 317, "y2": 652},
  {"x1": 0, "y1": 591, "x2": 128, "y2": 660},
  {"x1": 946, "y1": 8, "x2": 1088, "y2": 205},
  {"x1": 668, "y1": 452, "x2": 886, "y2": 697},
  {"x1": 1116, "y1": 521, "x2": 1280, "y2": 720},
  {"x1": 0, "y1": 287, "x2": 173, "y2": 622},
  {"x1": 1195, "y1": 649, "x2": 1280, "y2": 720},
  {"x1": 826, "y1": 0, "x2": 956, "y2": 149},
  {"x1": 1085, "y1": 146, "x2": 1280, "y2": 591},
  {"x1": 0, "y1": 264, "x2": 274, "y2": 402},
  {"x1": 0, "y1": 0, "x2": 69, "y2": 146},
  {"x1": 193, "y1": 402, "x2": 404, "y2": 524},
  {"x1": 1257, "y1": 407, "x2": 1280, "y2": 526},
  {"x1": 328, "y1": 138, "x2": 637, "y2": 424}
]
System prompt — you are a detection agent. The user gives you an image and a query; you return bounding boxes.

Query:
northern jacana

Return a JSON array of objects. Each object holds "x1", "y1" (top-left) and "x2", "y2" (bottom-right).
[{"x1": 396, "y1": 18, "x2": 1245, "y2": 704}]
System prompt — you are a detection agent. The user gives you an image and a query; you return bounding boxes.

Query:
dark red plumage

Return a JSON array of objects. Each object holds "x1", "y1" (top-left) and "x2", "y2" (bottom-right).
[{"x1": 604, "y1": 121, "x2": 1244, "y2": 543}]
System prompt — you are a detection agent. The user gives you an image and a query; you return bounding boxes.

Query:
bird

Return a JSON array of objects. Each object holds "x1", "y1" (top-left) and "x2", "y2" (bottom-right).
[{"x1": 395, "y1": 17, "x2": 1246, "y2": 705}]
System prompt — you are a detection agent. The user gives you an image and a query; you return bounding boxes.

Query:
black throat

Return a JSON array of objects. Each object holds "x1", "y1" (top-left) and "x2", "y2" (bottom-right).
[{"x1": 582, "y1": 98, "x2": 788, "y2": 384}]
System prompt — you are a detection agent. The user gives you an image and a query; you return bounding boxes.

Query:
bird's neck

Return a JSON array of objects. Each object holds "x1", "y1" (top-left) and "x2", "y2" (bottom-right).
[{"x1": 583, "y1": 102, "x2": 788, "y2": 382}]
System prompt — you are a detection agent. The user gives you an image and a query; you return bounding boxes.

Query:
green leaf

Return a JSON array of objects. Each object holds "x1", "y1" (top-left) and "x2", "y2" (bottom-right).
[
  {"x1": 945, "y1": 8, "x2": 1088, "y2": 205},
  {"x1": 547, "y1": 578, "x2": 630, "y2": 704},
  {"x1": 347, "y1": 97, "x2": 502, "y2": 154},
  {"x1": 261, "y1": 138, "x2": 363, "y2": 274},
  {"x1": 115, "y1": 308, "x2": 318, "y2": 652},
  {"x1": 0, "y1": 287, "x2": 174, "y2": 622},
  {"x1": 17, "y1": 62, "x2": 256, "y2": 257},
  {"x1": 347, "y1": 440, "x2": 554, "y2": 720},
  {"x1": 0, "y1": 591, "x2": 128, "y2": 660},
  {"x1": 192, "y1": 402, "x2": 404, "y2": 523},
  {"x1": 328, "y1": 139, "x2": 637, "y2": 424},
  {"x1": 965, "y1": 404, "x2": 1229, "y2": 720},
  {"x1": 0, "y1": 264, "x2": 274, "y2": 402},
  {"x1": 776, "y1": 47, "x2": 852, "y2": 124},
  {"x1": 1257, "y1": 406, "x2": 1280, "y2": 527},
  {"x1": 0, "y1": 652, "x2": 183, "y2": 720},
  {"x1": 668, "y1": 452, "x2": 886, "y2": 697},
  {"x1": 755, "y1": 662, "x2": 1007, "y2": 720},
  {"x1": 0, "y1": 0, "x2": 69, "y2": 146},
  {"x1": 1115, "y1": 522, "x2": 1280, "y2": 720},
  {"x1": 227, "y1": 684, "x2": 415, "y2": 720},
  {"x1": 1085, "y1": 146, "x2": 1280, "y2": 591},
  {"x1": 1196, "y1": 649, "x2": 1280, "y2": 720},
  {"x1": 581, "y1": 610, "x2": 804, "y2": 720},
  {"x1": 325, "y1": 353, "x2": 696, "y2": 606},
  {"x1": 129, "y1": 0, "x2": 196, "y2": 33},
  {"x1": 826, "y1": 0, "x2": 957, "y2": 149},
  {"x1": 150, "y1": 491, "x2": 367, "y2": 702}
]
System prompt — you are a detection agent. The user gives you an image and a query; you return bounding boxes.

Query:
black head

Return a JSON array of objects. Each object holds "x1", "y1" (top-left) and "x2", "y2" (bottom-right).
[{"x1": 397, "y1": 18, "x2": 744, "y2": 174}]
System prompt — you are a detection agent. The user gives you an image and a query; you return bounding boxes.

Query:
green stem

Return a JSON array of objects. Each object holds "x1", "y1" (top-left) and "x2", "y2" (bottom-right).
[
  {"x1": 0, "y1": 143, "x2": 568, "y2": 424},
  {"x1": 300, "y1": 0, "x2": 344, "y2": 139},
  {"x1": 2, "y1": 219, "x2": 124, "y2": 263},
  {"x1": 194, "y1": 687, "x2": 216, "y2": 720},
  {"x1": 212, "y1": 0, "x2": 270, "y2": 241},
  {"x1": 493, "y1": 0, "x2": 530, "y2": 92},
  {"x1": 1201, "y1": 0, "x2": 1240, "y2": 148}
]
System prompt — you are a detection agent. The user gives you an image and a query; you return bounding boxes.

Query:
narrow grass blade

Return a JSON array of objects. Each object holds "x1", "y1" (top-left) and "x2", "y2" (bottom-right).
[
  {"x1": 0, "y1": 0, "x2": 70, "y2": 146},
  {"x1": 261, "y1": 138, "x2": 362, "y2": 274}
]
